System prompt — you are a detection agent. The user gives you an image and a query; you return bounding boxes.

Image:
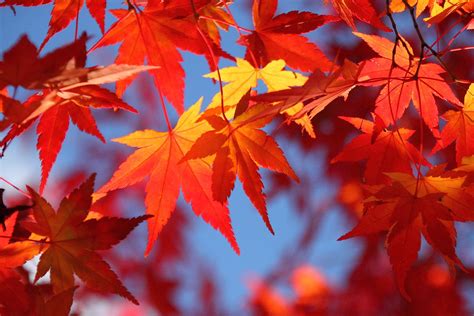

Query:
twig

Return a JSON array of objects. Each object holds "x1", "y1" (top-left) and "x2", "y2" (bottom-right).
[
  {"x1": 190, "y1": 0, "x2": 229, "y2": 123},
  {"x1": 0, "y1": 177, "x2": 31, "y2": 198}
]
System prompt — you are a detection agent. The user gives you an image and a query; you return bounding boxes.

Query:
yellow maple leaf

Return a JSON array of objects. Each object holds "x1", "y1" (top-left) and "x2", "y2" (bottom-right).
[
  {"x1": 425, "y1": 0, "x2": 474, "y2": 24},
  {"x1": 205, "y1": 58, "x2": 315, "y2": 138}
]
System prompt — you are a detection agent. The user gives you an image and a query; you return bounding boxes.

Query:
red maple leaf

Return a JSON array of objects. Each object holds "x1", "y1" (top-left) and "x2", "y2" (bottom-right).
[
  {"x1": 0, "y1": 174, "x2": 149, "y2": 305},
  {"x1": 252, "y1": 59, "x2": 362, "y2": 121},
  {"x1": 91, "y1": 1, "x2": 232, "y2": 113},
  {"x1": 332, "y1": 115, "x2": 429, "y2": 184},
  {"x1": 240, "y1": 0, "x2": 339, "y2": 72},
  {"x1": 339, "y1": 169, "x2": 474, "y2": 298},
  {"x1": 356, "y1": 32, "x2": 462, "y2": 137},
  {"x1": 1, "y1": 0, "x2": 106, "y2": 48},
  {"x1": 0, "y1": 35, "x2": 154, "y2": 192},
  {"x1": 329, "y1": 0, "x2": 390, "y2": 31}
]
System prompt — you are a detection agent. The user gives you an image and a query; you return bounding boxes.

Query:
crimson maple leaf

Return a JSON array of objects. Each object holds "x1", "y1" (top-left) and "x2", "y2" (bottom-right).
[
  {"x1": 332, "y1": 115, "x2": 429, "y2": 184},
  {"x1": 35, "y1": 87, "x2": 138, "y2": 193},
  {"x1": 356, "y1": 32, "x2": 462, "y2": 137},
  {"x1": 1, "y1": 0, "x2": 106, "y2": 48},
  {"x1": 0, "y1": 34, "x2": 153, "y2": 125},
  {"x1": 240, "y1": 0, "x2": 339, "y2": 72},
  {"x1": 91, "y1": 1, "x2": 232, "y2": 113},
  {"x1": 339, "y1": 169, "x2": 474, "y2": 298},
  {"x1": 328, "y1": 0, "x2": 390, "y2": 31},
  {"x1": 0, "y1": 35, "x2": 155, "y2": 192},
  {"x1": 0, "y1": 34, "x2": 87, "y2": 91},
  {"x1": 0, "y1": 174, "x2": 149, "y2": 304},
  {"x1": 253, "y1": 59, "x2": 362, "y2": 121},
  {"x1": 0, "y1": 273, "x2": 77, "y2": 316}
]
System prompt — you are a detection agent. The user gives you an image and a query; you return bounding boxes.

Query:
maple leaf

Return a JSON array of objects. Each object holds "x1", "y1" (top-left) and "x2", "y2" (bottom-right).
[
  {"x1": 34, "y1": 286, "x2": 77, "y2": 316},
  {"x1": 91, "y1": 2, "x2": 231, "y2": 113},
  {"x1": 241, "y1": 0, "x2": 338, "y2": 72},
  {"x1": 0, "y1": 265, "x2": 77, "y2": 316},
  {"x1": 0, "y1": 35, "x2": 155, "y2": 192},
  {"x1": 0, "y1": 268, "x2": 30, "y2": 315},
  {"x1": 387, "y1": 171, "x2": 474, "y2": 222},
  {"x1": 0, "y1": 174, "x2": 148, "y2": 304},
  {"x1": 389, "y1": 0, "x2": 433, "y2": 17},
  {"x1": 0, "y1": 34, "x2": 84, "y2": 91},
  {"x1": 205, "y1": 58, "x2": 315, "y2": 137},
  {"x1": 433, "y1": 84, "x2": 474, "y2": 164},
  {"x1": 183, "y1": 103, "x2": 299, "y2": 234},
  {"x1": 455, "y1": 155, "x2": 474, "y2": 172},
  {"x1": 0, "y1": 195, "x2": 41, "y2": 270},
  {"x1": 253, "y1": 59, "x2": 363, "y2": 121},
  {"x1": 0, "y1": 238, "x2": 44, "y2": 270},
  {"x1": 1, "y1": 0, "x2": 106, "y2": 48},
  {"x1": 196, "y1": 0, "x2": 234, "y2": 46},
  {"x1": 248, "y1": 277, "x2": 291, "y2": 315},
  {"x1": 0, "y1": 34, "x2": 153, "y2": 124},
  {"x1": 339, "y1": 170, "x2": 474, "y2": 297},
  {"x1": 424, "y1": 0, "x2": 474, "y2": 24},
  {"x1": 356, "y1": 32, "x2": 462, "y2": 137},
  {"x1": 332, "y1": 115, "x2": 429, "y2": 184},
  {"x1": 94, "y1": 99, "x2": 239, "y2": 256},
  {"x1": 0, "y1": 209, "x2": 35, "y2": 314},
  {"x1": 328, "y1": 0, "x2": 390, "y2": 31},
  {"x1": 142, "y1": 0, "x2": 233, "y2": 46},
  {"x1": 0, "y1": 188, "x2": 31, "y2": 230},
  {"x1": 34, "y1": 86, "x2": 138, "y2": 193}
]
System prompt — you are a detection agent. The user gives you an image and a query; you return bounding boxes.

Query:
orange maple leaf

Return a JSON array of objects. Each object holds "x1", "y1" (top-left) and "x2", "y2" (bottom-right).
[
  {"x1": 433, "y1": 84, "x2": 474, "y2": 164},
  {"x1": 95, "y1": 99, "x2": 239, "y2": 256},
  {"x1": 183, "y1": 103, "x2": 299, "y2": 234}
]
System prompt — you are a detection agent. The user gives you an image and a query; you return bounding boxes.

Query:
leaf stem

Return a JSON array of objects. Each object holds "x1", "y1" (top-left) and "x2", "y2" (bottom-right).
[
  {"x1": 415, "y1": 80, "x2": 425, "y2": 179},
  {"x1": 401, "y1": 0, "x2": 457, "y2": 82},
  {"x1": 157, "y1": 86, "x2": 173, "y2": 132},
  {"x1": 0, "y1": 235, "x2": 48, "y2": 244},
  {"x1": 221, "y1": 1, "x2": 259, "y2": 68},
  {"x1": 385, "y1": 0, "x2": 423, "y2": 175},
  {"x1": 190, "y1": 0, "x2": 229, "y2": 123},
  {"x1": 74, "y1": 0, "x2": 80, "y2": 41},
  {"x1": 130, "y1": 6, "x2": 173, "y2": 131},
  {"x1": 0, "y1": 177, "x2": 31, "y2": 198},
  {"x1": 199, "y1": 15, "x2": 252, "y2": 33}
]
